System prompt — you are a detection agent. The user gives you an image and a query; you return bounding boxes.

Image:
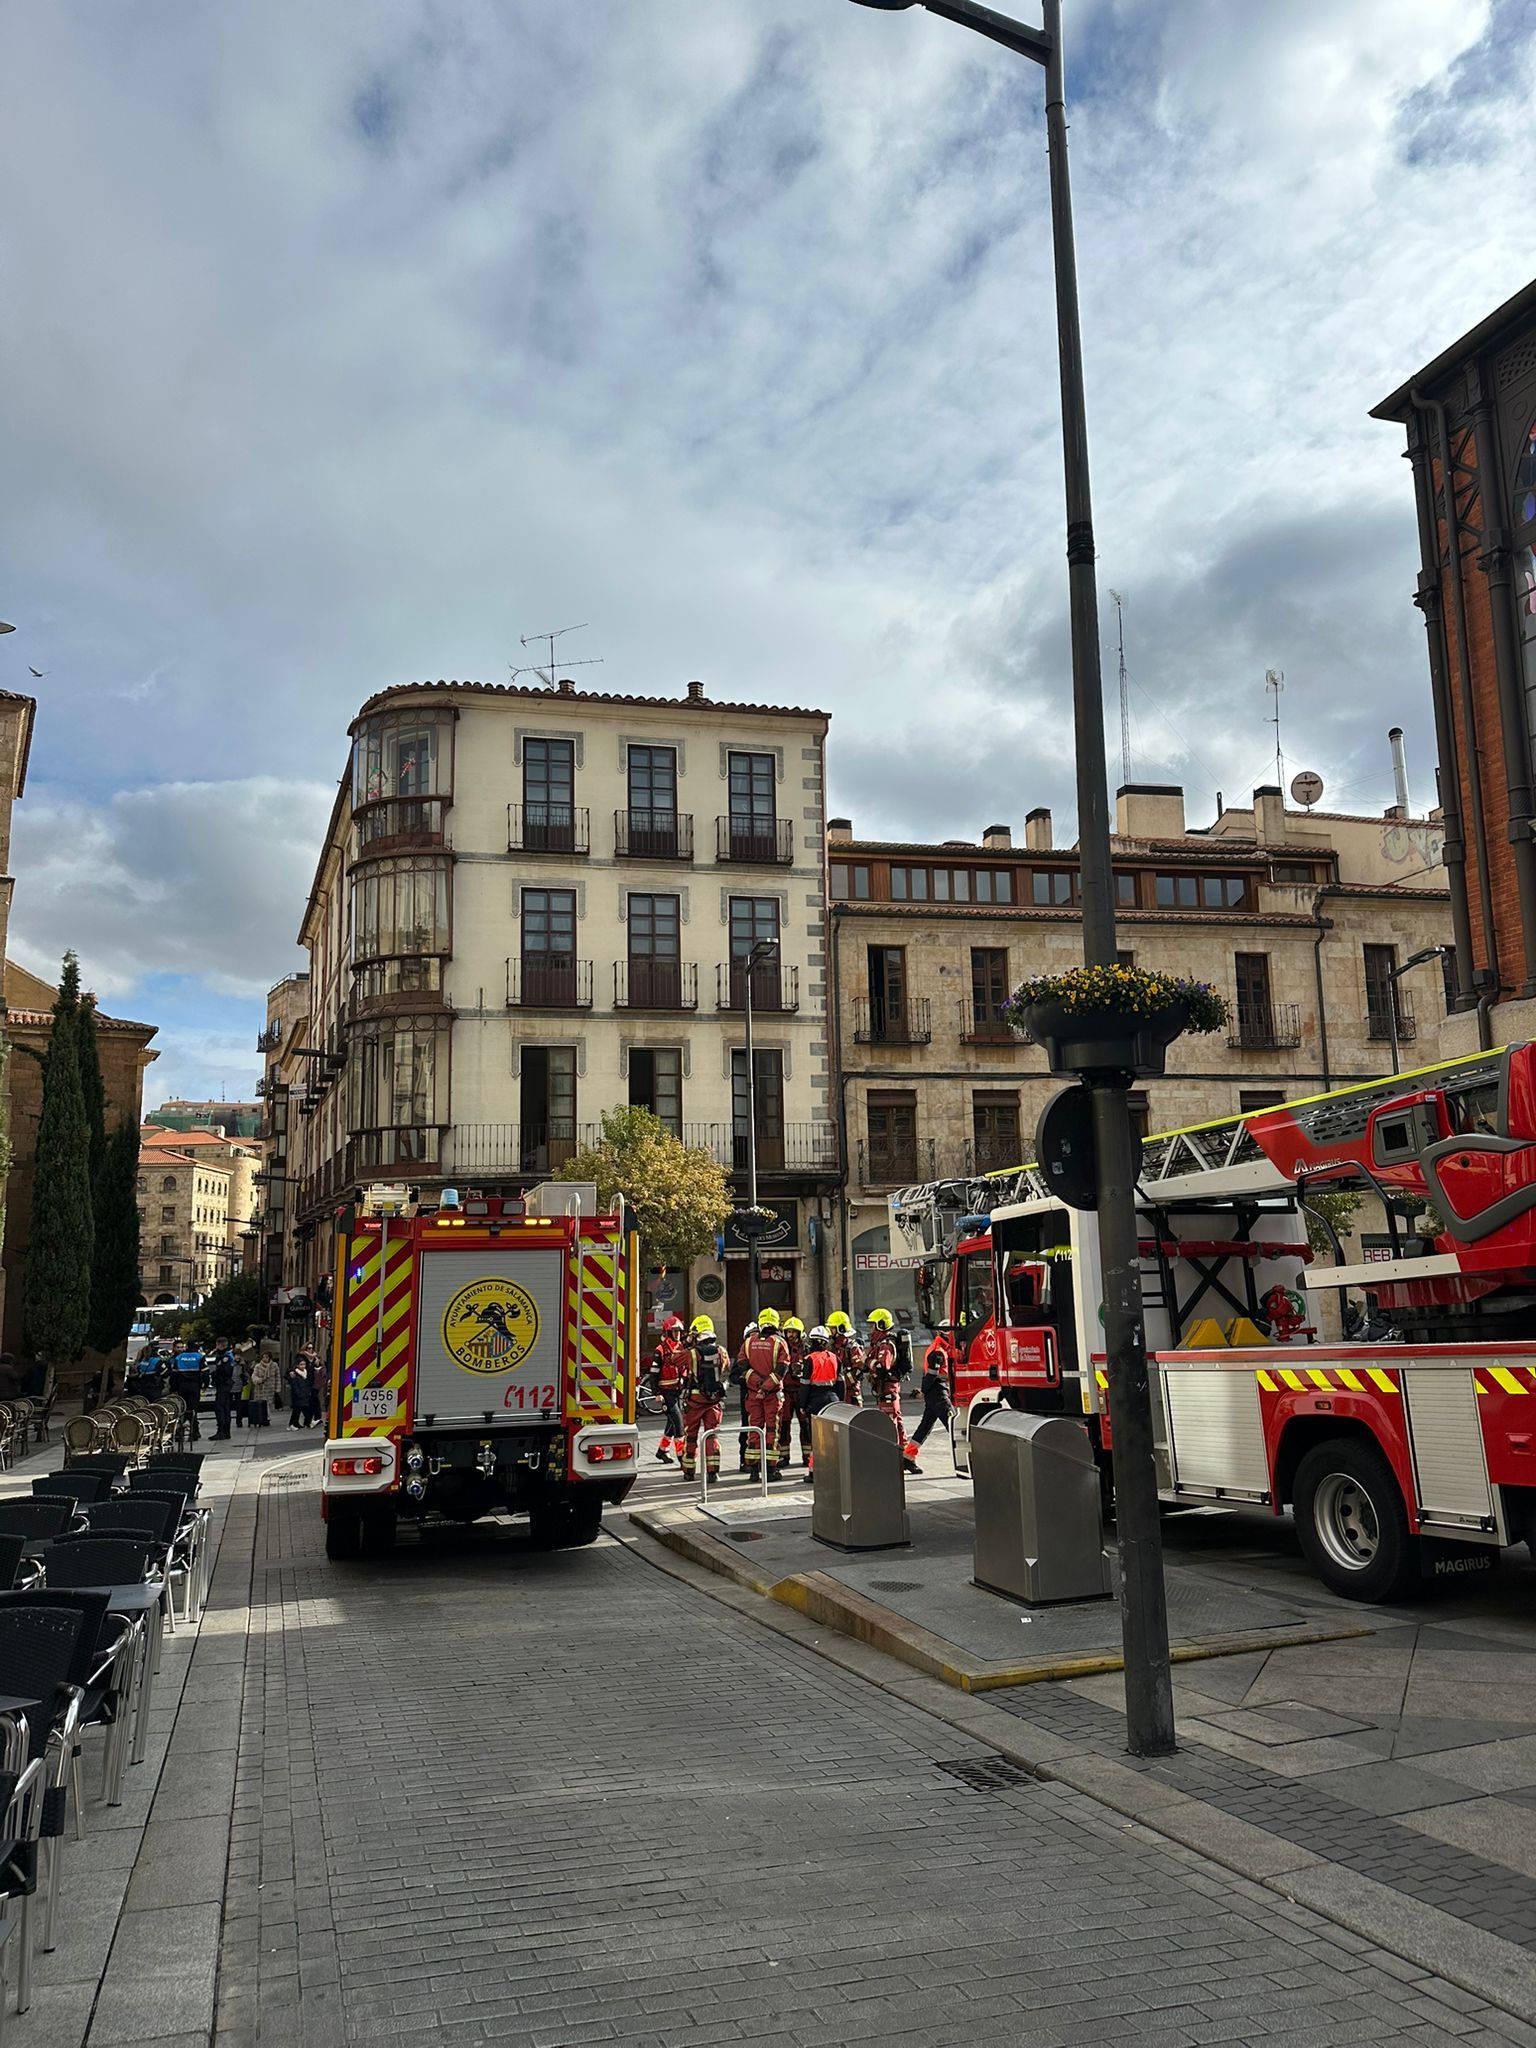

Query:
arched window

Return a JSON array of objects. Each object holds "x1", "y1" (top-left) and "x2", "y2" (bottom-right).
[
  {"x1": 161, "y1": 1175, "x2": 177, "y2": 1193},
  {"x1": 1515, "y1": 416, "x2": 1536, "y2": 743}
]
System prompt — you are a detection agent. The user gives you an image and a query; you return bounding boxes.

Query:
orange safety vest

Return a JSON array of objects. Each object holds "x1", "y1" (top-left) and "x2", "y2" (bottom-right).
[{"x1": 807, "y1": 1348, "x2": 839, "y2": 1386}]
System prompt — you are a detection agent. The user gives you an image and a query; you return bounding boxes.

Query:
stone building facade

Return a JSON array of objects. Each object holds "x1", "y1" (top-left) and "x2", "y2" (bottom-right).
[
  {"x1": 834, "y1": 783, "x2": 1455, "y2": 1320},
  {"x1": 288, "y1": 679, "x2": 835, "y2": 1333},
  {"x1": 1373, "y1": 277, "x2": 1536, "y2": 1052},
  {"x1": 1, "y1": 959, "x2": 158, "y2": 1351},
  {"x1": 137, "y1": 1141, "x2": 231, "y2": 1303},
  {"x1": 257, "y1": 972, "x2": 311, "y2": 1296}
]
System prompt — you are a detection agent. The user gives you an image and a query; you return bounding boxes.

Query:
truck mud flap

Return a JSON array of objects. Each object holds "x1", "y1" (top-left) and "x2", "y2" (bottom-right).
[{"x1": 1418, "y1": 1535, "x2": 1500, "y2": 1583}]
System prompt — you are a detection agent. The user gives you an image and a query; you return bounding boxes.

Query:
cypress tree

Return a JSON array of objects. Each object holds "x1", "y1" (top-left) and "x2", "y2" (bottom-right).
[
  {"x1": 89, "y1": 1119, "x2": 142, "y2": 1356},
  {"x1": 76, "y1": 995, "x2": 107, "y2": 1190},
  {"x1": 22, "y1": 953, "x2": 95, "y2": 1365}
]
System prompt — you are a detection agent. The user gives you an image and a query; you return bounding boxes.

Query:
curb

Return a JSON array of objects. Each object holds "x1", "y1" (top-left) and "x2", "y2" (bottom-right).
[
  {"x1": 628, "y1": 1502, "x2": 1372, "y2": 1691},
  {"x1": 618, "y1": 1510, "x2": 1536, "y2": 2030}
]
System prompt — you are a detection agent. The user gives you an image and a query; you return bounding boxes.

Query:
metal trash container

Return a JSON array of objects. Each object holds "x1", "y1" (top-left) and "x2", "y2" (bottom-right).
[
  {"x1": 810, "y1": 1402, "x2": 910, "y2": 1551},
  {"x1": 972, "y1": 1409, "x2": 1111, "y2": 1604}
]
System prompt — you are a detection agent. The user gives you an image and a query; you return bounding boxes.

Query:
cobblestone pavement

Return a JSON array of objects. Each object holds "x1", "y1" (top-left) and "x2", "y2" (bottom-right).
[{"x1": 215, "y1": 1465, "x2": 1536, "y2": 2048}]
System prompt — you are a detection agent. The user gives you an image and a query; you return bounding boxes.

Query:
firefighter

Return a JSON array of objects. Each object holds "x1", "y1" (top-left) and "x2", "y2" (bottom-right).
[
  {"x1": 742, "y1": 1313, "x2": 788, "y2": 1477},
  {"x1": 865, "y1": 1307, "x2": 917, "y2": 1468},
  {"x1": 906, "y1": 1324, "x2": 956, "y2": 1474},
  {"x1": 731, "y1": 1319, "x2": 758, "y2": 1471},
  {"x1": 650, "y1": 1313, "x2": 690, "y2": 1464},
  {"x1": 679, "y1": 1315, "x2": 727, "y2": 1481},
  {"x1": 800, "y1": 1326, "x2": 842, "y2": 1483},
  {"x1": 826, "y1": 1310, "x2": 864, "y2": 1406},
  {"x1": 777, "y1": 1315, "x2": 811, "y2": 1469}
]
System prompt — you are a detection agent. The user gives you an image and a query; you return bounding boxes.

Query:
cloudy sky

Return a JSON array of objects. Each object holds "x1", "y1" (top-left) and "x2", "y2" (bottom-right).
[{"x1": 2, "y1": 0, "x2": 1531, "y2": 1104}]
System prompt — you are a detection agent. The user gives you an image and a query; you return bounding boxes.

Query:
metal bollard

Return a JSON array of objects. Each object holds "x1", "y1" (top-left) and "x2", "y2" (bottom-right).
[{"x1": 699, "y1": 1427, "x2": 770, "y2": 1506}]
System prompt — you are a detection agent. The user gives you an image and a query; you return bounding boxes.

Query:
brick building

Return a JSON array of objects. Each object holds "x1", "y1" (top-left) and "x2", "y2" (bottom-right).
[
  {"x1": 834, "y1": 783, "x2": 1455, "y2": 1320},
  {"x1": 1, "y1": 959, "x2": 158, "y2": 1351},
  {"x1": 1373, "y1": 276, "x2": 1536, "y2": 1050}
]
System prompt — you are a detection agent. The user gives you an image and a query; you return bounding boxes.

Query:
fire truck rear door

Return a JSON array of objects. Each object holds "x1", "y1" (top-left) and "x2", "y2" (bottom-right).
[{"x1": 413, "y1": 1249, "x2": 567, "y2": 1421}]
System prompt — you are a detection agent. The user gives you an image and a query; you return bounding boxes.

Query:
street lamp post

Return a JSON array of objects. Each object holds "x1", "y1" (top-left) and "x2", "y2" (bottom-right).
[
  {"x1": 742, "y1": 938, "x2": 780, "y2": 1324},
  {"x1": 848, "y1": 0, "x2": 1175, "y2": 1756},
  {"x1": 1386, "y1": 946, "x2": 1450, "y2": 1077}
]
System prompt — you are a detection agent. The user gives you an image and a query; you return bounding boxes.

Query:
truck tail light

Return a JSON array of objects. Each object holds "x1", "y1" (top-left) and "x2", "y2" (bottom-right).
[
  {"x1": 585, "y1": 1442, "x2": 635, "y2": 1463},
  {"x1": 330, "y1": 1455, "x2": 386, "y2": 1478}
]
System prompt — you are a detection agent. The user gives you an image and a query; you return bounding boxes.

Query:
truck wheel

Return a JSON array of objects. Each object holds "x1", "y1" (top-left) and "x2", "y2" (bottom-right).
[
  {"x1": 565, "y1": 1495, "x2": 603, "y2": 1547},
  {"x1": 1294, "y1": 1439, "x2": 1417, "y2": 1602},
  {"x1": 361, "y1": 1502, "x2": 397, "y2": 1556},
  {"x1": 527, "y1": 1499, "x2": 569, "y2": 1551},
  {"x1": 325, "y1": 1504, "x2": 364, "y2": 1561}
]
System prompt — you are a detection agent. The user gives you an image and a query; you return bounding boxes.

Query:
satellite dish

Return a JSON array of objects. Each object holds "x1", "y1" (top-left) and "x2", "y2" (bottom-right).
[{"x1": 1290, "y1": 770, "x2": 1324, "y2": 810}]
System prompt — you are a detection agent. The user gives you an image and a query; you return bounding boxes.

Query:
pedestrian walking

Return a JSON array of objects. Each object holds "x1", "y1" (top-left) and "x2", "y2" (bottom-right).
[
  {"x1": 649, "y1": 1315, "x2": 690, "y2": 1464},
  {"x1": 250, "y1": 1352, "x2": 279, "y2": 1429},
  {"x1": 906, "y1": 1327, "x2": 955, "y2": 1475},
  {"x1": 741, "y1": 1313, "x2": 788, "y2": 1478},
  {"x1": 209, "y1": 1344, "x2": 234, "y2": 1440},
  {"x1": 171, "y1": 1349, "x2": 204, "y2": 1440},
  {"x1": 678, "y1": 1315, "x2": 726, "y2": 1482},
  {"x1": 287, "y1": 1355, "x2": 316, "y2": 1428},
  {"x1": 800, "y1": 1328, "x2": 841, "y2": 1483}
]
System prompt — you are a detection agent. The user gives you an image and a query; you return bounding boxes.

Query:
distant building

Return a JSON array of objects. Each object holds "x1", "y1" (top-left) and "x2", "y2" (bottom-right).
[
  {"x1": 1373, "y1": 277, "x2": 1536, "y2": 1050},
  {"x1": 150, "y1": 1099, "x2": 262, "y2": 1140},
  {"x1": 138, "y1": 1123, "x2": 262, "y2": 1301},
  {"x1": 833, "y1": 783, "x2": 1455, "y2": 1321},
  {"x1": 257, "y1": 972, "x2": 311, "y2": 1296},
  {"x1": 2, "y1": 959, "x2": 158, "y2": 1351}
]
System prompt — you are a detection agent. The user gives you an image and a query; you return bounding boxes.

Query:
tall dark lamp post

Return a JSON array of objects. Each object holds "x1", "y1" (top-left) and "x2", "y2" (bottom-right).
[
  {"x1": 1386, "y1": 945, "x2": 1450, "y2": 1077},
  {"x1": 847, "y1": 0, "x2": 1175, "y2": 1756},
  {"x1": 742, "y1": 937, "x2": 780, "y2": 1323}
]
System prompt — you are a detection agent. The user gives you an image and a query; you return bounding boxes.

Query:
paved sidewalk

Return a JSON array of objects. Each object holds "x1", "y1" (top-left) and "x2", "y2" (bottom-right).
[{"x1": 211, "y1": 1462, "x2": 1534, "y2": 2046}]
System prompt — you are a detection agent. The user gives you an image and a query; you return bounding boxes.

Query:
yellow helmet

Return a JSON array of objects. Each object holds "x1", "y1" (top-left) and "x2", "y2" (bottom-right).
[
  {"x1": 689, "y1": 1314, "x2": 715, "y2": 1337},
  {"x1": 783, "y1": 1316, "x2": 805, "y2": 1334},
  {"x1": 826, "y1": 1310, "x2": 852, "y2": 1332},
  {"x1": 757, "y1": 1307, "x2": 781, "y2": 1330},
  {"x1": 867, "y1": 1307, "x2": 894, "y2": 1330}
]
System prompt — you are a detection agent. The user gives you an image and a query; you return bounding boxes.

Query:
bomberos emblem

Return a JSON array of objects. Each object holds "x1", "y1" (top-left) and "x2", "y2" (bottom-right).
[{"x1": 442, "y1": 1277, "x2": 540, "y2": 1375}]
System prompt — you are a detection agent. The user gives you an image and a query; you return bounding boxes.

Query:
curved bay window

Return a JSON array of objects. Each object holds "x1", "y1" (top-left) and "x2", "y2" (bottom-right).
[
  {"x1": 1515, "y1": 416, "x2": 1536, "y2": 753},
  {"x1": 349, "y1": 1015, "x2": 450, "y2": 1173},
  {"x1": 352, "y1": 708, "x2": 454, "y2": 848},
  {"x1": 350, "y1": 855, "x2": 450, "y2": 1007}
]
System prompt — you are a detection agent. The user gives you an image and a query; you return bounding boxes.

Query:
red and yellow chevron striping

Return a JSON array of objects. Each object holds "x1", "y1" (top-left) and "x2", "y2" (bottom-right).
[
  {"x1": 341, "y1": 1232, "x2": 415, "y2": 1434},
  {"x1": 565, "y1": 1240, "x2": 624, "y2": 1424}
]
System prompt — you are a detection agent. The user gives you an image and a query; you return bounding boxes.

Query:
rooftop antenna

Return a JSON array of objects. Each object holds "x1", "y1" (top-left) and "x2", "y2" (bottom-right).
[
  {"x1": 510, "y1": 623, "x2": 604, "y2": 690},
  {"x1": 1265, "y1": 668, "x2": 1285, "y2": 789},
  {"x1": 1109, "y1": 590, "x2": 1131, "y2": 787}
]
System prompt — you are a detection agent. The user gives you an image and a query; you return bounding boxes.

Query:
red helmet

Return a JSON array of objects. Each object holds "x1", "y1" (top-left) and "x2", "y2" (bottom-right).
[{"x1": 662, "y1": 1314, "x2": 684, "y2": 1333}]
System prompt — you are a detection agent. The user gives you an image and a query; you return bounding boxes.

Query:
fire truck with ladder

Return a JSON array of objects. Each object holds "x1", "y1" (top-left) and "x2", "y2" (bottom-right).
[
  {"x1": 891, "y1": 1045, "x2": 1536, "y2": 1602},
  {"x1": 321, "y1": 1180, "x2": 640, "y2": 1559}
]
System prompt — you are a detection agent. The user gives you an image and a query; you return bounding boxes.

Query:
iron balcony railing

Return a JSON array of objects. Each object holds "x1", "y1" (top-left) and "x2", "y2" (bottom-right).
[
  {"x1": 446, "y1": 1124, "x2": 599, "y2": 1177},
  {"x1": 715, "y1": 816, "x2": 793, "y2": 865},
  {"x1": 507, "y1": 802, "x2": 590, "y2": 856},
  {"x1": 852, "y1": 996, "x2": 932, "y2": 1045},
  {"x1": 506, "y1": 957, "x2": 595, "y2": 1010},
  {"x1": 1228, "y1": 999, "x2": 1302, "y2": 1051},
  {"x1": 716, "y1": 962, "x2": 800, "y2": 1013},
  {"x1": 680, "y1": 1122, "x2": 840, "y2": 1173},
  {"x1": 256, "y1": 1023, "x2": 282, "y2": 1053},
  {"x1": 614, "y1": 959, "x2": 699, "y2": 1011},
  {"x1": 958, "y1": 998, "x2": 1020, "y2": 1045},
  {"x1": 1367, "y1": 997, "x2": 1416, "y2": 1043},
  {"x1": 966, "y1": 1135, "x2": 1024, "y2": 1177},
  {"x1": 615, "y1": 809, "x2": 694, "y2": 862},
  {"x1": 354, "y1": 796, "x2": 449, "y2": 851},
  {"x1": 856, "y1": 1136, "x2": 937, "y2": 1189}
]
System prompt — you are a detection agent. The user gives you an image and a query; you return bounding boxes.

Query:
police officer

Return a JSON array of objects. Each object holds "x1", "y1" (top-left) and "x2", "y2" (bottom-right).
[
  {"x1": 800, "y1": 1328, "x2": 841, "y2": 1483},
  {"x1": 170, "y1": 1347, "x2": 204, "y2": 1440},
  {"x1": 650, "y1": 1314, "x2": 690, "y2": 1464},
  {"x1": 826, "y1": 1311, "x2": 864, "y2": 1406},
  {"x1": 742, "y1": 1311, "x2": 789, "y2": 1478},
  {"x1": 865, "y1": 1307, "x2": 917, "y2": 1468},
  {"x1": 207, "y1": 1342, "x2": 233, "y2": 1441},
  {"x1": 906, "y1": 1325, "x2": 956, "y2": 1474},
  {"x1": 777, "y1": 1316, "x2": 811, "y2": 1470},
  {"x1": 679, "y1": 1315, "x2": 727, "y2": 1482}
]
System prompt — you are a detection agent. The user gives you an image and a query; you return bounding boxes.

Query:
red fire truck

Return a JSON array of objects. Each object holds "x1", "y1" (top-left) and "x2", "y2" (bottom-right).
[
  {"x1": 321, "y1": 1182, "x2": 640, "y2": 1559},
  {"x1": 892, "y1": 1046, "x2": 1536, "y2": 1602}
]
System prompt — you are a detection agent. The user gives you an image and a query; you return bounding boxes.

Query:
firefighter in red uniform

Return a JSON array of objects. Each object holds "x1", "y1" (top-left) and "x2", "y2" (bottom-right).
[
  {"x1": 679, "y1": 1315, "x2": 727, "y2": 1482},
  {"x1": 650, "y1": 1313, "x2": 690, "y2": 1464},
  {"x1": 742, "y1": 1312, "x2": 789, "y2": 1478},
  {"x1": 800, "y1": 1327, "x2": 841, "y2": 1483},
  {"x1": 826, "y1": 1310, "x2": 864, "y2": 1406},
  {"x1": 777, "y1": 1315, "x2": 811, "y2": 1469},
  {"x1": 865, "y1": 1307, "x2": 917, "y2": 1468}
]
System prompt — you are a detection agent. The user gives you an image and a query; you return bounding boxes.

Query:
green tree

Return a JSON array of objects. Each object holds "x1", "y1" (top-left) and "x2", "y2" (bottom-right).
[
  {"x1": 76, "y1": 994, "x2": 107, "y2": 1190},
  {"x1": 22, "y1": 953, "x2": 94, "y2": 1363},
  {"x1": 1303, "y1": 1189, "x2": 1365, "y2": 1262},
  {"x1": 88, "y1": 1119, "x2": 142, "y2": 1355},
  {"x1": 556, "y1": 1107, "x2": 730, "y2": 1274},
  {"x1": 199, "y1": 1268, "x2": 268, "y2": 1340}
]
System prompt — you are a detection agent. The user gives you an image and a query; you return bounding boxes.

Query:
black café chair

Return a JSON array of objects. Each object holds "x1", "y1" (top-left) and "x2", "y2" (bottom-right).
[
  {"x1": 31, "y1": 1474, "x2": 111, "y2": 1509},
  {"x1": 0, "y1": 1504, "x2": 72, "y2": 1550},
  {"x1": 77, "y1": 1501, "x2": 178, "y2": 1549},
  {"x1": 59, "y1": 1454, "x2": 130, "y2": 1486},
  {"x1": 126, "y1": 1480, "x2": 202, "y2": 1620},
  {"x1": 0, "y1": 1544, "x2": 24, "y2": 1599},
  {"x1": 145, "y1": 1452, "x2": 204, "y2": 1489},
  {"x1": 0, "y1": 1603, "x2": 88, "y2": 2014}
]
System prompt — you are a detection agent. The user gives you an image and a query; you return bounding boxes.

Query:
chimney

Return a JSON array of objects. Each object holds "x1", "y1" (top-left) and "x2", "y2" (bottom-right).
[
  {"x1": 686, "y1": 679, "x2": 706, "y2": 702},
  {"x1": 827, "y1": 817, "x2": 853, "y2": 845},
  {"x1": 1024, "y1": 807, "x2": 1052, "y2": 851},
  {"x1": 982, "y1": 823, "x2": 1012, "y2": 850},
  {"x1": 1389, "y1": 726, "x2": 1411, "y2": 816},
  {"x1": 1114, "y1": 783, "x2": 1186, "y2": 840},
  {"x1": 1253, "y1": 784, "x2": 1287, "y2": 844},
  {"x1": 556, "y1": 677, "x2": 576, "y2": 696}
]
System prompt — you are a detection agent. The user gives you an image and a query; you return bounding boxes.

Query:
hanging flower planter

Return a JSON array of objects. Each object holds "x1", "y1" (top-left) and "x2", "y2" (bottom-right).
[{"x1": 1003, "y1": 965, "x2": 1228, "y2": 1081}]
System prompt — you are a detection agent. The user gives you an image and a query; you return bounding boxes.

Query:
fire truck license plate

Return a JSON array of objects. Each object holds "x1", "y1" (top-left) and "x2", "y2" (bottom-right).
[{"x1": 352, "y1": 1389, "x2": 396, "y2": 1420}]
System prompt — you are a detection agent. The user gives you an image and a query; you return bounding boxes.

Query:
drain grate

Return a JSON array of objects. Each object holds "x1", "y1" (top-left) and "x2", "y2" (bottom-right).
[
  {"x1": 866, "y1": 1578, "x2": 922, "y2": 1592},
  {"x1": 936, "y1": 1756, "x2": 1036, "y2": 1794}
]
